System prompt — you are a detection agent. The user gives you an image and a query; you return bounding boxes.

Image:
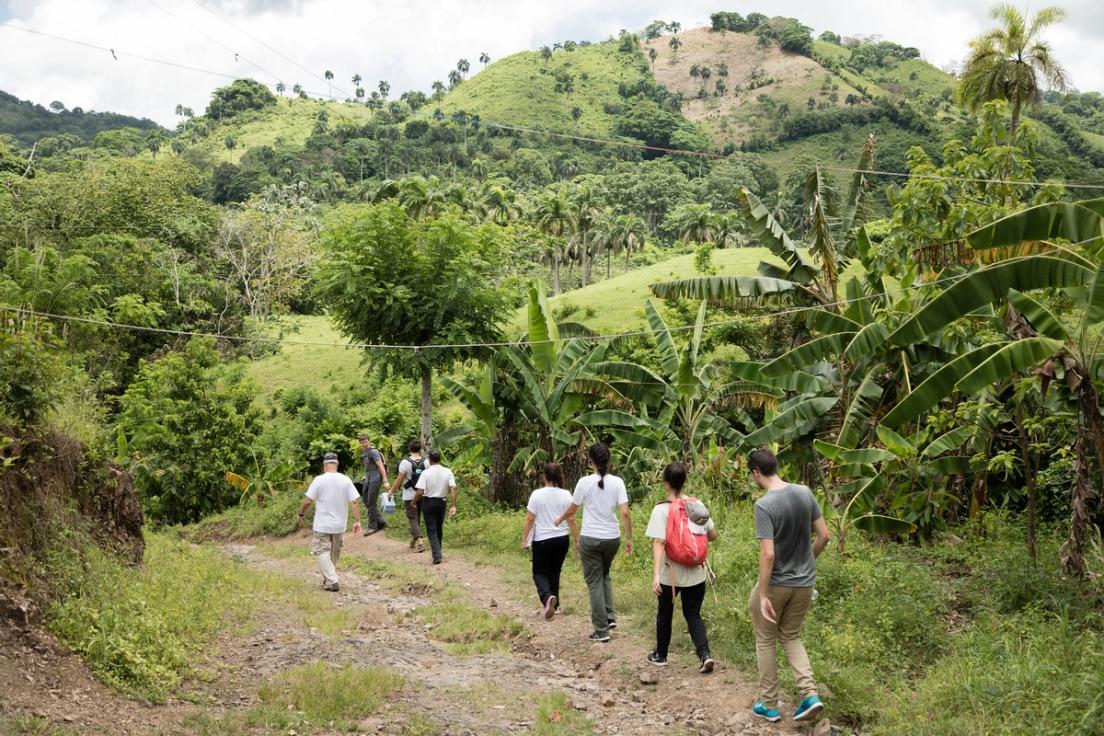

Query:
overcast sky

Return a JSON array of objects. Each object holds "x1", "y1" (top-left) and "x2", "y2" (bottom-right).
[{"x1": 1, "y1": 0, "x2": 1100, "y2": 126}]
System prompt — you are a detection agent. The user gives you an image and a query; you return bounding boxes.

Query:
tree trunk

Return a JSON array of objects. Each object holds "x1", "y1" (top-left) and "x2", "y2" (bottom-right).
[
  {"x1": 419, "y1": 363, "x2": 433, "y2": 449},
  {"x1": 1062, "y1": 380, "x2": 1103, "y2": 577},
  {"x1": 1015, "y1": 406, "x2": 1037, "y2": 562},
  {"x1": 1010, "y1": 100, "x2": 1021, "y2": 143},
  {"x1": 551, "y1": 254, "x2": 562, "y2": 295}
]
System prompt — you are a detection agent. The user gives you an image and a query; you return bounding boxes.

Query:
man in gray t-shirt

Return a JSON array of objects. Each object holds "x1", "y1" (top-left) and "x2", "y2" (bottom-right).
[
  {"x1": 358, "y1": 434, "x2": 389, "y2": 534},
  {"x1": 746, "y1": 449, "x2": 830, "y2": 724}
]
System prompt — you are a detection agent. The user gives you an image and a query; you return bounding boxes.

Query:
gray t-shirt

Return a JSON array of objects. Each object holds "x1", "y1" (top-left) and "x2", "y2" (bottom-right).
[
  {"x1": 753, "y1": 483, "x2": 822, "y2": 587},
  {"x1": 361, "y1": 447, "x2": 383, "y2": 482}
]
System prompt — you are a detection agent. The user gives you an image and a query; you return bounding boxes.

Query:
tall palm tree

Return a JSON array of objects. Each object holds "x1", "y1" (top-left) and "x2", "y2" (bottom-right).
[
  {"x1": 457, "y1": 58, "x2": 470, "y2": 78},
  {"x1": 275, "y1": 82, "x2": 286, "y2": 96},
  {"x1": 378, "y1": 80, "x2": 390, "y2": 99},
  {"x1": 569, "y1": 184, "x2": 601, "y2": 286},
  {"x1": 431, "y1": 80, "x2": 446, "y2": 100},
  {"x1": 533, "y1": 189, "x2": 576, "y2": 294},
  {"x1": 648, "y1": 47, "x2": 658, "y2": 70},
  {"x1": 351, "y1": 73, "x2": 361, "y2": 88},
  {"x1": 324, "y1": 69, "x2": 334, "y2": 99},
  {"x1": 479, "y1": 52, "x2": 491, "y2": 67},
  {"x1": 958, "y1": 3, "x2": 1067, "y2": 140},
  {"x1": 669, "y1": 35, "x2": 682, "y2": 56},
  {"x1": 448, "y1": 69, "x2": 462, "y2": 89}
]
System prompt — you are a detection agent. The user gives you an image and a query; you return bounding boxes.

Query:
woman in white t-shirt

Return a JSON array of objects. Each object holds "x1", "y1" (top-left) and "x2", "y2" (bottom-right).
[
  {"x1": 554, "y1": 443, "x2": 633, "y2": 643},
  {"x1": 521, "y1": 462, "x2": 578, "y2": 619}
]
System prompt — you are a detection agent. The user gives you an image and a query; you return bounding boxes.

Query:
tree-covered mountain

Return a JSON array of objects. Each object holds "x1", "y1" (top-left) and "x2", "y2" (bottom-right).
[{"x1": 0, "y1": 90, "x2": 163, "y2": 147}]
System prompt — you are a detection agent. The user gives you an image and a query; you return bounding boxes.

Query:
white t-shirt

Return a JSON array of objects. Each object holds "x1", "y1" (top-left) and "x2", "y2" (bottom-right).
[
  {"x1": 397, "y1": 457, "x2": 424, "y2": 501},
  {"x1": 646, "y1": 501, "x2": 715, "y2": 588},
  {"x1": 526, "y1": 486, "x2": 573, "y2": 542},
  {"x1": 571, "y1": 473, "x2": 629, "y2": 540},
  {"x1": 306, "y1": 472, "x2": 360, "y2": 534},
  {"x1": 416, "y1": 463, "x2": 456, "y2": 499}
]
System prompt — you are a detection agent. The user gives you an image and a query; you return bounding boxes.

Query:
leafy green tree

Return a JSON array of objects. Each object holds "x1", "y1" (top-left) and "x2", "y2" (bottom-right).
[
  {"x1": 665, "y1": 202, "x2": 716, "y2": 244},
  {"x1": 205, "y1": 79, "x2": 277, "y2": 120},
  {"x1": 315, "y1": 203, "x2": 513, "y2": 446},
  {"x1": 479, "y1": 52, "x2": 490, "y2": 67},
  {"x1": 533, "y1": 188, "x2": 575, "y2": 293},
  {"x1": 457, "y1": 58, "x2": 470, "y2": 78},
  {"x1": 958, "y1": 4, "x2": 1067, "y2": 139},
  {"x1": 118, "y1": 337, "x2": 260, "y2": 525},
  {"x1": 668, "y1": 35, "x2": 682, "y2": 56}
]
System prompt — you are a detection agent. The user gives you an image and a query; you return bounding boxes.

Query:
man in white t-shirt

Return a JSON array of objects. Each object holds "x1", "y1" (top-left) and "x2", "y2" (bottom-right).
[
  {"x1": 298, "y1": 452, "x2": 361, "y2": 591},
  {"x1": 414, "y1": 450, "x2": 457, "y2": 565}
]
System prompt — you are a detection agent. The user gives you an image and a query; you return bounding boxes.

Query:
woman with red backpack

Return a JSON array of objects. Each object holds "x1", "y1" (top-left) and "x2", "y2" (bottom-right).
[{"x1": 645, "y1": 462, "x2": 718, "y2": 673}]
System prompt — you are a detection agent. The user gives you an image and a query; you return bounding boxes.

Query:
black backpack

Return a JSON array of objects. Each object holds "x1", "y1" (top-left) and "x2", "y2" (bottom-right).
[{"x1": 403, "y1": 456, "x2": 426, "y2": 490}]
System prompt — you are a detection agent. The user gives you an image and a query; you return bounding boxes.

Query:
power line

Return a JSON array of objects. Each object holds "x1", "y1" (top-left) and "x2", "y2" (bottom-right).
[{"x1": 188, "y1": 0, "x2": 352, "y2": 100}]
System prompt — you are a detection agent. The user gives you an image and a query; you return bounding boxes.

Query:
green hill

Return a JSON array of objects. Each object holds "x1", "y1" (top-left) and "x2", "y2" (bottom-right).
[{"x1": 0, "y1": 90, "x2": 163, "y2": 147}]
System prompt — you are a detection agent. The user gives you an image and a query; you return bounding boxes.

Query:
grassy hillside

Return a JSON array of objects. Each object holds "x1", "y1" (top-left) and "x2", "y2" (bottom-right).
[{"x1": 438, "y1": 41, "x2": 649, "y2": 136}]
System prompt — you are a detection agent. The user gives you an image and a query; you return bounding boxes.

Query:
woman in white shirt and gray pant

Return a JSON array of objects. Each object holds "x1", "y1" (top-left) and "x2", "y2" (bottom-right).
[
  {"x1": 555, "y1": 443, "x2": 633, "y2": 643},
  {"x1": 522, "y1": 463, "x2": 579, "y2": 619}
]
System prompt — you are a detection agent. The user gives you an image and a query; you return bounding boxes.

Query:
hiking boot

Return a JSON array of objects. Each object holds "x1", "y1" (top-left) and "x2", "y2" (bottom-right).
[
  {"x1": 752, "y1": 701, "x2": 781, "y2": 723},
  {"x1": 323, "y1": 583, "x2": 339, "y2": 592},
  {"x1": 432, "y1": 558, "x2": 442, "y2": 565},
  {"x1": 607, "y1": 619, "x2": 618, "y2": 630},
  {"x1": 646, "y1": 651, "x2": 668, "y2": 667},
  {"x1": 699, "y1": 654, "x2": 715, "y2": 674},
  {"x1": 409, "y1": 538, "x2": 416, "y2": 549},
  {"x1": 544, "y1": 595, "x2": 557, "y2": 620},
  {"x1": 793, "y1": 695, "x2": 824, "y2": 722},
  {"x1": 416, "y1": 540, "x2": 425, "y2": 553},
  {"x1": 587, "y1": 632, "x2": 611, "y2": 643}
]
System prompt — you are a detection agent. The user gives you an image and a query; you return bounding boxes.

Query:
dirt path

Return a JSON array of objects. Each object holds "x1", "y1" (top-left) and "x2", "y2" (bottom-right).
[{"x1": 1, "y1": 531, "x2": 826, "y2": 735}]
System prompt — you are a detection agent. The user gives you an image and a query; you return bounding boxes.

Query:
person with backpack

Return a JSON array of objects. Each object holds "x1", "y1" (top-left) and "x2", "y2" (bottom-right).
[
  {"x1": 553, "y1": 443, "x2": 633, "y2": 643},
  {"x1": 358, "y1": 434, "x2": 389, "y2": 536},
  {"x1": 747, "y1": 448, "x2": 829, "y2": 724},
  {"x1": 645, "y1": 462, "x2": 718, "y2": 673},
  {"x1": 390, "y1": 440, "x2": 426, "y2": 553},
  {"x1": 521, "y1": 462, "x2": 578, "y2": 619}
]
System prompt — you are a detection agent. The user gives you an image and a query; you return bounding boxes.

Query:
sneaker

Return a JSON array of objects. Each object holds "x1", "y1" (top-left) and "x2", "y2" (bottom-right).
[
  {"x1": 323, "y1": 583, "x2": 339, "y2": 592},
  {"x1": 752, "y1": 701, "x2": 781, "y2": 723},
  {"x1": 363, "y1": 528, "x2": 380, "y2": 537},
  {"x1": 793, "y1": 695, "x2": 824, "y2": 722},
  {"x1": 409, "y1": 538, "x2": 416, "y2": 549},
  {"x1": 646, "y1": 651, "x2": 668, "y2": 667},
  {"x1": 416, "y1": 540, "x2": 425, "y2": 553},
  {"x1": 699, "y1": 655, "x2": 715, "y2": 674},
  {"x1": 607, "y1": 619, "x2": 618, "y2": 630},
  {"x1": 432, "y1": 558, "x2": 442, "y2": 565},
  {"x1": 544, "y1": 595, "x2": 557, "y2": 620},
  {"x1": 588, "y1": 632, "x2": 611, "y2": 643}
]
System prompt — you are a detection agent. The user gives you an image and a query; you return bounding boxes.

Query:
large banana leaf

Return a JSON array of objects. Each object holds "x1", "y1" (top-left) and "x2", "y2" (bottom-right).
[
  {"x1": 808, "y1": 309, "x2": 861, "y2": 335},
  {"x1": 500, "y1": 346, "x2": 551, "y2": 425},
  {"x1": 1084, "y1": 259, "x2": 1104, "y2": 326},
  {"x1": 954, "y1": 337, "x2": 1062, "y2": 396},
  {"x1": 966, "y1": 199, "x2": 1104, "y2": 250},
  {"x1": 877, "y1": 425, "x2": 916, "y2": 458},
  {"x1": 762, "y1": 332, "x2": 855, "y2": 376},
  {"x1": 922, "y1": 425, "x2": 975, "y2": 457},
  {"x1": 593, "y1": 361, "x2": 670, "y2": 404},
  {"x1": 644, "y1": 299, "x2": 680, "y2": 377},
  {"x1": 440, "y1": 374, "x2": 495, "y2": 428},
  {"x1": 608, "y1": 428, "x2": 673, "y2": 453},
  {"x1": 735, "y1": 187, "x2": 818, "y2": 282},
  {"x1": 843, "y1": 322, "x2": 890, "y2": 363},
  {"x1": 888, "y1": 256, "x2": 1091, "y2": 345},
  {"x1": 741, "y1": 396, "x2": 838, "y2": 447},
  {"x1": 650, "y1": 275, "x2": 799, "y2": 303},
  {"x1": 882, "y1": 343, "x2": 1004, "y2": 428},
  {"x1": 1006, "y1": 289, "x2": 1069, "y2": 341},
  {"x1": 852, "y1": 514, "x2": 916, "y2": 535},
  {"x1": 574, "y1": 410, "x2": 669, "y2": 434},
  {"x1": 814, "y1": 439, "x2": 897, "y2": 464},
  {"x1": 840, "y1": 132, "x2": 877, "y2": 238},
  {"x1": 843, "y1": 271, "x2": 877, "y2": 324},
  {"x1": 923, "y1": 455, "x2": 972, "y2": 475},
  {"x1": 837, "y1": 369, "x2": 884, "y2": 448},
  {"x1": 526, "y1": 283, "x2": 559, "y2": 377}
]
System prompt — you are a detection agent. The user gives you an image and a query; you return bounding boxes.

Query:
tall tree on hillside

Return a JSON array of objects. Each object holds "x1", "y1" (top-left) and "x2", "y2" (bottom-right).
[
  {"x1": 540, "y1": 45, "x2": 553, "y2": 63},
  {"x1": 958, "y1": 3, "x2": 1067, "y2": 140},
  {"x1": 648, "y1": 47, "x2": 658, "y2": 70},
  {"x1": 324, "y1": 69, "x2": 334, "y2": 99},
  {"x1": 378, "y1": 80, "x2": 390, "y2": 99},
  {"x1": 448, "y1": 69, "x2": 462, "y2": 89},
  {"x1": 569, "y1": 184, "x2": 602, "y2": 286},
  {"x1": 533, "y1": 188, "x2": 575, "y2": 294},
  {"x1": 317, "y1": 204, "x2": 512, "y2": 448},
  {"x1": 292, "y1": 83, "x2": 304, "y2": 100},
  {"x1": 351, "y1": 73, "x2": 361, "y2": 88},
  {"x1": 479, "y1": 51, "x2": 491, "y2": 67},
  {"x1": 431, "y1": 80, "x2": 446, "y2": 100},
  {"x1": 275, "y1": 81, "x2": 286, "y2": 96},
  {"x1": 457, "y1": 58, "x2": 470, "y2": 78},
  {"x1": 669, "y1": 35, "x2": 682, "y2": 57}
]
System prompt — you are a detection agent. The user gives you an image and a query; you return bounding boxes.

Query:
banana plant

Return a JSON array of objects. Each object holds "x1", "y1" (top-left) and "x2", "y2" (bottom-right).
[
  {"x1": 882, "y1": 199, "x2": 1104, "y2": 576},
  {"x1": 224, "y1": 450, "x2": 307, "y2": 508},
  {"x1": 436, "y1": 363, "x2": 496, "y2": 466},
  {"x1": 650, "y1": 134, "x2": 877, "y2": 308}
]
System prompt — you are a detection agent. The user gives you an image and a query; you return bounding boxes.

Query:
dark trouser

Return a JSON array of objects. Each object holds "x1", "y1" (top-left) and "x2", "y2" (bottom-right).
[
  {"x1": 531, "y1": 535, "x2": 570, "y2": 607},
  {"x1": 404, "y1": 499, "x2": 422, "y2": 539},
  {"x1": 421, "y1": 497, "x2": 446, "y2": 561},
  {"x1": 579, "y1": 535, "x2": 620, "y2": 635},
  {"x1": 364, "y1": 477, "x2": 384, "y2": 529},
  {"x1": 656, "y1": 582, "x2": 709, "y2": 659}
]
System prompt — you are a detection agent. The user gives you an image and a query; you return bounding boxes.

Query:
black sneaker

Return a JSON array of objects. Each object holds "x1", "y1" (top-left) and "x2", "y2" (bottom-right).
[
  {"x1": 588, "y1": 632, "x2": 611, "y2": 643},
  {"x1": 432, "y1": 558, "x2": 442, "y2": 565},
  {"x1": 607, "y1": 619, "x2": 618, "y2": 630},
  {"x1": 363, "y1": 528, "x2": 380, "y2": 537},
  {"x1": 699, "y1": 655, "x2": 715, "y2": 674},
  {"x1": 647, "y1": 651, "x2": 668, "y2": 667},
  {"x1": 323, "y1": 583, "x2": 339, "y2": 592}
]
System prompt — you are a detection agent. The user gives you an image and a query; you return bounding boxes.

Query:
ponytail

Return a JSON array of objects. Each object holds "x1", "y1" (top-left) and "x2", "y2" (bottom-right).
[{"x1": 588, "y1": 443, "x2": 611, "y2": 489}]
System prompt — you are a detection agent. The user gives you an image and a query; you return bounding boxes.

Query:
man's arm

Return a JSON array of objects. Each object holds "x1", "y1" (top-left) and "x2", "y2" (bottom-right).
[
  {"x1": 374, "y1": 455, "x2": 389, "y2": 486},
  {"x1": 651, "y1": 538, "x2": 665, "y2": 595},
  {"x1": 812, "y1": 516, "x2": 831, "y2": 557},
  {"x1": 757, "y1": 538, "x2": 777, "y2": 623},
  {"x1": 390, "y1": 471, "x2": 407, "y2": 496},
  {"x1": 447, "y1": 482, "x2": 458, "y2": 518},
  {"x1": 349, "y1": 499, "x2": 362, "y2": 533},
  {"x1": 298, "y1": 497, "x2": 314, "y2": 525},
  {"x1": 619, "y1": 503, "x2": 633, "y2": 555}
]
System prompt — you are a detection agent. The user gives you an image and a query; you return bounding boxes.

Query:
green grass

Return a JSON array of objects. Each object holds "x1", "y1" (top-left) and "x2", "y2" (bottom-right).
[
  {"x1": 0, "y1": 718, "x2": 79, "y2": 736},
  {"x1": 185, "y1": 489, "x2": 303, "y2": 539},
  {"x1": 870, "y1": 58, "x2": 957, "y2": 99},
  {"x1": 442, "y1": 490, "x2": 1104, "y2": 735},
  {"x1": 439, "y1": 42, "x2": 649, "y2": 136},
  {"x1": 416, "y1": 589, "x2": 526, "y2": 655},
  {"x1": 243, "y1": 316, "x2": 364, "y2": 404}
]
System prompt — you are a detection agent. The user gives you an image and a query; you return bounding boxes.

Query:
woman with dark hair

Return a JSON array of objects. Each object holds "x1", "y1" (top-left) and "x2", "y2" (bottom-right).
[
  {"x1": 522, "y1": 463, "x2": 578, "y2": 619},
  {"x1": 555, "y1": 443, "x2": 633, "y2": 643},
  {"x1": 645, "y1": 462, "x2": 718, "y2": 672}
]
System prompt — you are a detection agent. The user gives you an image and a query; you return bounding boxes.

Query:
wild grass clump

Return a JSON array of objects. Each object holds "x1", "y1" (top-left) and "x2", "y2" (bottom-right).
[{"x1": 184, "y1": 490, "x2": 302, "y2": 540}]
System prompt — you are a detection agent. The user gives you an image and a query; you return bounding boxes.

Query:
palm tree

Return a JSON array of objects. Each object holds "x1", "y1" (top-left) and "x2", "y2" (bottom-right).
[
  {"x1": 539, "y1": 46, "x2": 553, "y2": 63},
  {"x1": 700, "y1": 66, "x2": 712, "y2": 83},
  {"x1": 275, "y1": 82, "x2": 286, "y2": 96},
  {"x1": 431, "y1": 80, "x2": 446, "y2": 100},
  {"x1": 569, "y1": 184, "x2": 601, "y2": 286},
  {"x1": 324, "y1": 69, "x2": 334, "y2": 99},
  {"x1": 351, "y1": 73, "x2": 361, "y2": 88},
  {"x1": 533, "y1": 189, "x2": 576, "y2": 294},
  {"x1": 448, "y1": 69, "x2": 462, "y2": 89},
  {"x1": 457, "y1": 58, "x2": 470, "y2": 78},
  {"x1": 174, "y1": 103, "x2": 184, "y2": 116},
  {"x1": 648, "y1": 47, "x2": 658, "y2": 70},
  {"x1": 958, "y1": 4, "x2": 1067, "y2": 140},
  {"x1": 292, "y1": 83, "x2": 303, "y2": 100},
  {"x1": 378, "y1": 80, "x2": 390, "y2": 99},
  {"x1": 668, "y1": 203, "x2": 717, "y2": 245},
  {"x1": 690, "y1": 64, "x2": 700, "y2": 79},
  {"x1": 669, "y1": 36, "x2": 682, "y2": 56},
  {"x1": 479, "y1": 52, "x2": 490, "y2": 67}
]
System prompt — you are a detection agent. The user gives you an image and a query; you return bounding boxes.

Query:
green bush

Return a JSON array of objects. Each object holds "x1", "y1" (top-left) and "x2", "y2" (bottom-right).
[
  {"x1": 185, "y1": 488, "x2": 303, "y2": 540},
  {"x1": 0, "y1": 326, "x2": 69, "y2": 426}
]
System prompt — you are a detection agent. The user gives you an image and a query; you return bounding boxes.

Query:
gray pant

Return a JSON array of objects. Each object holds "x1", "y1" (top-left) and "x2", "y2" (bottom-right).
[
  {"x1": 579, "y1": 535, "x2": 620, "y2": 635},
  {"x1": 404, "y1": 499, "x2": 422, "y2": 539},
  {"x1": 363, "y1": 477, "x2": 383, "y2": 529}
]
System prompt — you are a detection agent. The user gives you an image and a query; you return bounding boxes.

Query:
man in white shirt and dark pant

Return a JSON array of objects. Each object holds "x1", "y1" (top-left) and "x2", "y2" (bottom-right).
[
  {"x1": 414, "y1": 450, "x2": 457, "y2": 565},
  {"x1": 298, "y1": 452, "x2": 361, "y2": 591}
]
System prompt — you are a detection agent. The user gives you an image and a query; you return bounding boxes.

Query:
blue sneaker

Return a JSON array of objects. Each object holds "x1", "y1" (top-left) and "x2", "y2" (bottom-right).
[
  {"x1": 794, "y1": 694, "x2": 824, "y2": 721},
  {"x1": 752, "y1": 700, "x2": 781, "y2": 723}
]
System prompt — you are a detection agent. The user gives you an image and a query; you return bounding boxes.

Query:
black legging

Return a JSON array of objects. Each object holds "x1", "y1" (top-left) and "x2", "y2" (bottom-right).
[
  {"x1": 656, "y1": 582, "x2": 709, "y2": 659},
  {"x1": 531, "y1": 535, "x2": 570, "y2": 607}
]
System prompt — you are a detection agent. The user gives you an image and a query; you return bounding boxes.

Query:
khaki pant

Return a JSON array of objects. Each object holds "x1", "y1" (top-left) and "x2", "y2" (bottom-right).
[
  {"x1": 748, "y1": 584, "x2": 817, "y2": 707},
  {"x1": 311, "y1": 532, "x2": 344, "y2": 586}
]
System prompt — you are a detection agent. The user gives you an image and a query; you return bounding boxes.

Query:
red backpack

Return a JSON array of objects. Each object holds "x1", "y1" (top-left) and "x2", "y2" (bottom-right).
[{"x1": 664, "y1": 497, "x2": 709, "y2": 566}]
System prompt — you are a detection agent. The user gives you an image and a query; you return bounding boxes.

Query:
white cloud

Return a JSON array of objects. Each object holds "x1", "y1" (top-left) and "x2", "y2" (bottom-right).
[{"x1": 0, "y1": 0, "x2": 1100, "y2": 127}]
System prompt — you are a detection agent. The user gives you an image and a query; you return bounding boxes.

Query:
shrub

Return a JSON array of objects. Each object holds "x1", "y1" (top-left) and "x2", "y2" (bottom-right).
[{"x1": 0, "y1": 325, "x2": 69, "y2": 426}]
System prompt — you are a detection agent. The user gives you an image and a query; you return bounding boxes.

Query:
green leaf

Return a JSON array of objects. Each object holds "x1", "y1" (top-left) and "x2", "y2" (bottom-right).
[
  {"x1": 882, "y1": 343, "x2": 1004, "y2": 428},
  {"x1": 837, "y1": 369, "x2": 884, "y2": 448},
  {"x1": 923, "y1": 455, "x2": 972, "y2": 475},
  {"x1": 807, "y1": 309, "x2": 860, "y2": 335},
  {"x1": 1006, "y1": 289, "x2": 1069, "y2": 341},
  {"x1": 852, "y1": 514, "x2": 916, "y2": 535},
  {"x1": 650, "y1": 275, "x2": 800, "y2": 304},
  {"x1": 877, "y1": 425, "x2": 916, "y2": 457},
  {"x1": 889, "y1": 256, "x2": 1091, "y2": 345},
  {"x1": 954, "y1": 337, "x2": 1062, "y2": 396},
  {"x1": 922, "y1": 426, "x2": 975, "y2": 458},
  {"x1": 608, "y1": 428, "x2": 672, "y2": 453},
  {"x1": 742, "y1": 397, "x2": 837, "y2": 447},
  {"x1": 644, "y1": 300, "x2": 680, "y2": 377},
  {"x1": 843, "y1": 323, "x2": 889, "y2": 362},
  {"x1": 1084, "y1": 259, "x2": 1104, "y2": 326},
  {"x1": 527, "y1": 282, "x2": 559, "y2": 377},
  {"x1": 735, "y1": 187, "x2": 818, "y2": 281},
  {"x1": 762, "y1": 333, "x2": 855, "y2": 376},
  {"x1": 966, "y1": 199, "x2": 1104, "y2": 250},
  {"x1": 815, "y1": 440, "x2": 896, "y2": 465}
]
